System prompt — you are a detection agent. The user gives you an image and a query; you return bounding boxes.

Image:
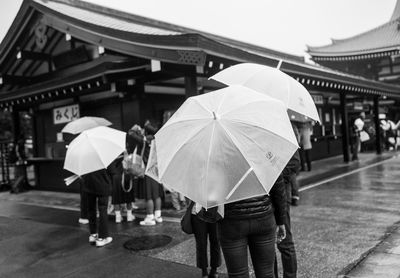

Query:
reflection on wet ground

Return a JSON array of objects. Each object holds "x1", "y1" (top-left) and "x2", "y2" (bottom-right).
[{"x1": 0, "y1": 152, "x2": 399, "y2": 277}]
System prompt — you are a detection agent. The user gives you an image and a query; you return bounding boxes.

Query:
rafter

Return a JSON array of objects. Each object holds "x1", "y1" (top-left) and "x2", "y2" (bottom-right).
[{"x1": 0, "y1": 74, "x2": 31, "y2": 86}]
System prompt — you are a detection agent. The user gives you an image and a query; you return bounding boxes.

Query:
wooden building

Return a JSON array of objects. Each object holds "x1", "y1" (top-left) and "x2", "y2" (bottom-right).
[
  {"x1": 1, "y1": 0, "x2": 400, "y2": 192},
  {"x1": 307, "y1": 0, "x2": 400, "y2": 122}
]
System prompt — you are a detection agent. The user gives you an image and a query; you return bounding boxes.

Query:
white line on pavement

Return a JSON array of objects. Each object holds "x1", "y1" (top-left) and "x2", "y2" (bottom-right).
[{"x1": 299, "y1": 155, "x2": 398, "y2": 192}]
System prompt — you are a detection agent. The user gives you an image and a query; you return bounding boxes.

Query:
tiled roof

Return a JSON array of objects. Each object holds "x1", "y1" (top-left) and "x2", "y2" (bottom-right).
[
  {"x1": 391, "y1": 0, "x2": 400, "y2": 21},
  {"x1": 34, "y1": 0, "x2": 181, "y2": 36},
  {"x1": 32, "y1": 0, "x2": 303, "y2": 63},
  {"x1": 307, "y1": 14, "x2": 400, "y2": 56}
]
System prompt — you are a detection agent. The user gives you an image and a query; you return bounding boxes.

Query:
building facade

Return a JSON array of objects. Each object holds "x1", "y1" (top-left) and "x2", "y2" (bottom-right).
[{"x1": 1, "y1": 0, "x2": 400, "y2": 191}]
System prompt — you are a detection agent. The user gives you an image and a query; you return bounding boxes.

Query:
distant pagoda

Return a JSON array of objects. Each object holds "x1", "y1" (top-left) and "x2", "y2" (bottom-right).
[{"x1": 307, "y1": 1, "x2": 400, "y2": 84}]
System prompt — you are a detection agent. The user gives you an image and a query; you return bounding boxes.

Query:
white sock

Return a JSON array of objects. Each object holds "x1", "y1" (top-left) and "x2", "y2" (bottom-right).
[
  {"x1": 127, "y1": 210, "x2": 133, "y2": 216},
  {"x1": 154, "y1": 210, "x2": 161, "y2": 218},
  {"x1": 115, "y1": 211, "x2": 122, "y2": 217},
  {"x1": 146, "y1": 214, "x2": 154, "y2": 219}
]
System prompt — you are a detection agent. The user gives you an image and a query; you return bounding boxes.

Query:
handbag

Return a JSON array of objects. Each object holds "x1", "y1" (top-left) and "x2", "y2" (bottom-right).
[
  {"x1": 123, "y1": 140, "x2": 146, "y2": 178},
  {"x1": 180, "y1": 201, "x2": 195, "y2": 234},
  {"x1": 121, "y1": 172, "x2": 133, "y2": 193}
]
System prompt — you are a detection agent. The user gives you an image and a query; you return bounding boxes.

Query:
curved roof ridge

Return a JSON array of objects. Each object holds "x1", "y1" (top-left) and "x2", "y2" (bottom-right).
[
  {"x1": 38, "y1": 0, "x2": 304, "y2": 62},
  {"x1": 391, "y1": 0, "x2": 400, "y2": 21},
  {"x1": 308, "y1": 19, "x2": 394, "y2": 52},
  {"x1": 307, "y1": 18, "x2": 400, "y2": 55}
]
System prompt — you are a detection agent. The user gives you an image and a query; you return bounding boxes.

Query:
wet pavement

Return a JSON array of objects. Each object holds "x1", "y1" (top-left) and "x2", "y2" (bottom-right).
[{"x1": 0, "y1": 151, "x2": 399, "y2": 277}]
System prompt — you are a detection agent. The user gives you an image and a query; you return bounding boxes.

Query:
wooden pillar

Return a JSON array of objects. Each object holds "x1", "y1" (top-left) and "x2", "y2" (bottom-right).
[
  {"x1": 12, "y1": 108, "x2": 20, "y2": 142},
  {"x1": 339, "y1": 92, "x2": 350, "y2": 162},
  {"x1": 373, "y1": 96, "x2": 382, "y2": 154},
  {"x1": 185, "y1": 76, "x2": 198, "y2": 98}
]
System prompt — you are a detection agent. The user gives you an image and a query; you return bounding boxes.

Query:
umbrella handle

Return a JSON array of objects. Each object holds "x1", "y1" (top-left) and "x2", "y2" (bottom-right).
[{"x1": 64, "y1": 174, "x2": 80, "y2": 186}]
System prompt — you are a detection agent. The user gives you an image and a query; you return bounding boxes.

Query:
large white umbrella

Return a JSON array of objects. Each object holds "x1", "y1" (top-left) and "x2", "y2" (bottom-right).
[
  {"x1": 154, "y1": 85, "x2": 298, "y2": 209},
  {"x1": 64, "y1": 126, "x2": 126, "y2": 177},
  {"x1": 61, "y1": 116, "x2": 112, "y2": 134},
  {"x1": 210, "y1": 63, "x2": 320, "y2": 123}
]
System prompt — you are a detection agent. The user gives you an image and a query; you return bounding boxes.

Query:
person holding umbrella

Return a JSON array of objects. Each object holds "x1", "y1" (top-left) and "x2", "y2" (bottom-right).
[
  {"x1": 152, "y1": 85, "x2": 299, "y2": 277},
  {"x1": 274, "y1": 146, "x2": 301, "y2": 278},
  {"x1": 62, "y1": 116, "x2": 113, "y2": 225},
  {"x1": 64, "y1": 126, "x2": 127, "y2": 247},
  {"x1": 81, "y1": 168, "x2": 113, "y2": 247}
]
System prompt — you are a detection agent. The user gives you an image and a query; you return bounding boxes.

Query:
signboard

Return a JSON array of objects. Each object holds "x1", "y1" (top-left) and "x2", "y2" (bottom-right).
[
  {"x1": 311, "y1": 94, "x2": 324, "y2": 105},
  {"x1": 53, "y1": 104, "x2": 80, "y2": 124}
]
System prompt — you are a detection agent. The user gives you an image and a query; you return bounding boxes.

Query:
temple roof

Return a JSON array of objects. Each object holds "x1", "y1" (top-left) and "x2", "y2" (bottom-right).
[
  {"x1": 1, "y1": 0, "x2": 400, "y2": 103},
  {"x1": 307, "y1": 1, "x2": 400, "y2": 57}
]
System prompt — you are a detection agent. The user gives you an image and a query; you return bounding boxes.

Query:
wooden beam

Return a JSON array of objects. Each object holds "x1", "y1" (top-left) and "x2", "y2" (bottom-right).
[
  {"x1": 17, "y1": 50, "x2": 51, "y2": 61},
  {"x1": 24, "y1": 31, "x2": 63, "y2": 76},
  {"x1": 185, "y1": 75, "x2": 198, "y2": 98},
  {"x1": 0, "y1": 74, "x2": 31, "y2": 86},
  {"x1": 373, "y1": 96, "x2": 382, "y2": 154},
  {"x1": 340, "y1": 92, "x2": 350, "y2": 163},
  {"x1": 11, "y1": 28, "x2": 55, "y2": 77}
]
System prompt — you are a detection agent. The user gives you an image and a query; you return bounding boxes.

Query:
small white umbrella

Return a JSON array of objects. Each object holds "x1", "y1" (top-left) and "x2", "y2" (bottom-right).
[
  {"x1": 61, "y1": 116, "x2": 112, "y2": 134},
  {"x1": 155, "y1": 85, "x2": 298, "y2": 209},
  {"x1": 210, "y1": 63, "x2": 320, "y2": 123},
  {"x1": 64, "y1": 126, "x2": 126, "y2": 178}
]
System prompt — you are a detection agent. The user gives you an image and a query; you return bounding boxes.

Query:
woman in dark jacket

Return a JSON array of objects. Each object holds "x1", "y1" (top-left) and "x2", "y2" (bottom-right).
[
  {"x1": 218, "y1": 175, "x2": 287, "y2": 278},
  {"x1": 81, "y1": 168, "x2": 113, "y2": 247}
]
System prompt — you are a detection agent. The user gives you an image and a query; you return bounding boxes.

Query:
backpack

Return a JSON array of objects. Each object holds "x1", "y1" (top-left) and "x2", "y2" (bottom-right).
[{"x1": 122, "y1": 141, "x2": 146, "y2": 178}]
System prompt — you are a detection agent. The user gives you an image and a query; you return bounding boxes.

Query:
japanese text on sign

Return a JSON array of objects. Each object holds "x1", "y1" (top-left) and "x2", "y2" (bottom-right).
[{"x1": 53, "y1": 104, "x2": 80, "y2": 124}]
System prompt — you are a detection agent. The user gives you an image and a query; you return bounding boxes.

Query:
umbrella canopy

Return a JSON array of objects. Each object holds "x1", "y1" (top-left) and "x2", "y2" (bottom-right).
[
  {"x1": 61, "y1": 116, "x2": 112, "y2": 134},
  {"x1": 154, "y1": 85, "x2": 298, "y2": 209},
  {"x1": 64, "y1": 126, "x2": 126, "y2": 176},
  {"x1": 145, "y1": 140, "x2": 161, "y2": 183},
  {"x1": 210, "y1": 63, "x2": 320, "y2": 123}
]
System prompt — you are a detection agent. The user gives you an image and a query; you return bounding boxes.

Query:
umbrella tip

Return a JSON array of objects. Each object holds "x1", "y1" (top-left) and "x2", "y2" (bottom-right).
[{"x1": 212, "y1": 112, "x2": 217, "y2": 120}]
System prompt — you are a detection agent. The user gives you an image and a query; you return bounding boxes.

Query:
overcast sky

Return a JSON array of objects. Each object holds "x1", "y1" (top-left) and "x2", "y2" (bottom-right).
[{"x1": 0, "y1": 0, "x2": 397, "y2": 56}]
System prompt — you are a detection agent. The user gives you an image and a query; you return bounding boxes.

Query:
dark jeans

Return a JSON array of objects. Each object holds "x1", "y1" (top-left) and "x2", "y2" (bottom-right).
[
  {"x1": 87, "y1": 193, "x2": 109, "y2": 238},
  {"x1": 191, "y1": 214, "x2": 221, "y2": 271},
  {"x1": 274, "y1": 205, "x2": 297, "y2": 278},
  {"x1": 219, "y1": 214, "x2": 276, "y2": 278},
  {"x1": 80, "y1": 181, "x2": 88, "y2": 219},
  {"x1": 299, "y1": 149, "x2": 311, "y2": 171}
]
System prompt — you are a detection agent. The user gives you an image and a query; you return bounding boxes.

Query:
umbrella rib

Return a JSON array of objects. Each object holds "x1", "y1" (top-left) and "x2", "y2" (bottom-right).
[
  {"x1": 225, "y1": 167, "x2": 253, "y2": 200},
  {"x1": 204, "y1": 121, "x2": 218, "y2": 209}
]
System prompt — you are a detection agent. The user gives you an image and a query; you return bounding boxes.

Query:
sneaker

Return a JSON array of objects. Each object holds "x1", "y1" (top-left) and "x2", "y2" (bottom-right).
[
  {"x1": 140, "y1": 217, "x2": 156, "y2": 226},
  {"x1": 89, "y1": 234, "x2": 98, "y2": 245},
  {"x1": 96, "y1": 237, "x2": 113, "y2": 247},
  {"x1": 127, "y1": 213, "x2": 135, "y2": 222},
  {"x1": 155, "y1": 216, "x2": 163, "y2": 223},
  {"x1": 78, "y1": 218, "x2": 89, "y2": 225},
  {"x1": 115, "y1": 214, "x2": 123, "y2": 223}
]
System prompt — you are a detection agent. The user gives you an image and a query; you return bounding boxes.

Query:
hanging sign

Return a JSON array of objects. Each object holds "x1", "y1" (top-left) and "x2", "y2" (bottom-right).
[
  {"x1": 53, "y1": 104, "x2": 80, "y2": 124},
  {"x1": 311, "y1": 94, "x2": 324, "y2": 105}
]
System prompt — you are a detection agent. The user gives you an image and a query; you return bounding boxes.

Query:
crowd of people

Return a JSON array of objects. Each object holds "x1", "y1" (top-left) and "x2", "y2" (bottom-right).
[
  {"x1": 351, "y1": 112, "x2": 400, "y2": 161},
  {"x1": 74, "y1": 118, "x2": 312, "y2": 278},
  {"x1": 78, "y1": 120, "x2": 165, "y2": 247}
]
